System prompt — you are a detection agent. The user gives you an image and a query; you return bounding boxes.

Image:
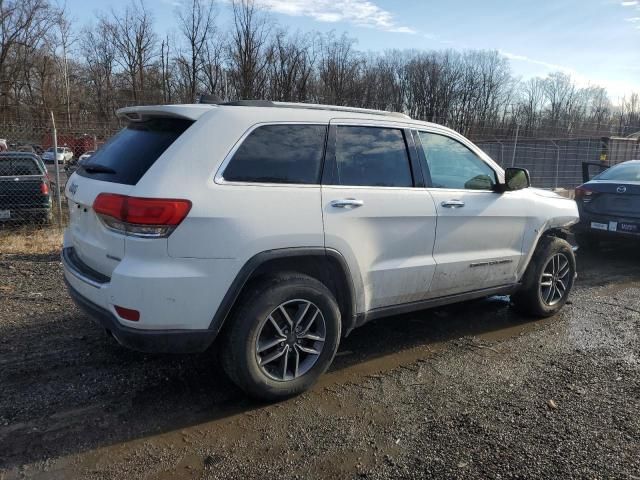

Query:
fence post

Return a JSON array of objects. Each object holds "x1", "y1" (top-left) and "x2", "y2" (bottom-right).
[
  {"x1": 50, "y1": 111, "x2": 63, "y2": 226},
  {"x1": 550, "y1": 140, "x2": 560, "y2": 190},
  {"x1": 510, "y1": 123, "x2": 519, "y2": 167}
]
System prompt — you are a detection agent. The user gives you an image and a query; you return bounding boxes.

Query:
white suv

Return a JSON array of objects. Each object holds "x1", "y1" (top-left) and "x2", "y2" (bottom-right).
[{"x1": 62, "y1": 101, "x2": 579, "y2": 400}]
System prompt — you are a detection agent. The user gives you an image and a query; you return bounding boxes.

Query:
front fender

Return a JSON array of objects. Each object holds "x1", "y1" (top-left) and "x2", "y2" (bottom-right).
[{"x1": 517, "y1": 197, "x2": 579, "y2": 280}]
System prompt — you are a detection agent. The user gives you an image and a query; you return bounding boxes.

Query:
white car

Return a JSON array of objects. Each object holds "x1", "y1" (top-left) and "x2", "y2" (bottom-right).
[
  {"x1": 43, "y1": 146, "x2": 73, "y2": 164},
  {"x1": 62, "y1": 101, "x2": 579, "y2": 400},
  {"x1": 78, "y1": 150, "x2": 95, "y2": 163}
]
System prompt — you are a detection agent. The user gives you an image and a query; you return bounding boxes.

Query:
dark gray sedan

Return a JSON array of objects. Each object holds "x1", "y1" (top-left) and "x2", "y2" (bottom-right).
[{"x1": 574, "y1": 160, "x2": 640, "y2": 247}]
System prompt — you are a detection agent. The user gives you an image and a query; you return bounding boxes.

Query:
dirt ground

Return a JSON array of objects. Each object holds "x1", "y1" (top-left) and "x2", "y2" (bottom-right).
[{"x1": 0, "y1": 244, "x2": 638, "y2": 479}]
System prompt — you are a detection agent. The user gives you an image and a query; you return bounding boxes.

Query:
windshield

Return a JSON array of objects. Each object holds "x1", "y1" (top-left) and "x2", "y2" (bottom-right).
[{"x1": 594, "y1": 162, "x2": 640, "y2": 182}]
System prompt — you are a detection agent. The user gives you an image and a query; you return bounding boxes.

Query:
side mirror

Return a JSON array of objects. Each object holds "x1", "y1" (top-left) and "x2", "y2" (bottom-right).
[{"x1": 503, "y1": 167, "x2": 530, "y2": 191}]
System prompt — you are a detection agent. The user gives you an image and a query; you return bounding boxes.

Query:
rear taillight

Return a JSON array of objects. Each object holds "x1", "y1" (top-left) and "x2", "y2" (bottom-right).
[
  {"x1": 93, "y1": 193, "x2": 191, "y2": 238},
  {"x1": 574, "y1": 186, "x2": 594, "y2": 203},
  {"x1": 40, "y1": 182, "x2": 49, "y2": 195}
]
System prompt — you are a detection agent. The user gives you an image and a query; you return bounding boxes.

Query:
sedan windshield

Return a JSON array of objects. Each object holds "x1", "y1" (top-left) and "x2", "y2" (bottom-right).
[{"x1": 595, "y1": 162, "x2": 640, "y2": 182}]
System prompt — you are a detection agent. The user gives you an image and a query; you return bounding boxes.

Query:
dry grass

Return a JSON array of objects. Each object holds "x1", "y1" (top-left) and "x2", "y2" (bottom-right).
[{"x1": 0, "y1": 227, "x2": 63, "y2": 255}]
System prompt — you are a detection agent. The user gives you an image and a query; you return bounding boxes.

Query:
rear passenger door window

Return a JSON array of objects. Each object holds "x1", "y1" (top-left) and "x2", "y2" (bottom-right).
[
  {"x1": 334, "y1": 126, "x2": 413, "y2": 187},
  {"x1": 417, "y1": 132, "x2": 496, "y2": 190},
  {"x1": 223, "y1": 124, "x2": 327, "y2": 184},
  {"x1": 322, "y1": 123, "x2": 436, "y2": 310}
]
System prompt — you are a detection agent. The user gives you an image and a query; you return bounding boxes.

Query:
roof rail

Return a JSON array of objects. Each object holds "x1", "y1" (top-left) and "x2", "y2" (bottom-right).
[{"x1": 198, "y1": 97, "x2": 411, "y2": 120}]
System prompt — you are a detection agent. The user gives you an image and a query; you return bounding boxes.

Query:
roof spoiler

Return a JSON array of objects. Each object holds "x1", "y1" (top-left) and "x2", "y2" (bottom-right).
[{"x1": 116, "y1": 104, "x2": 214, "y2": 122}]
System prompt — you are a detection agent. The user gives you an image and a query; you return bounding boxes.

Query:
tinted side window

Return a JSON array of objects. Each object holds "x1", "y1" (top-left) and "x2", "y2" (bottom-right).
[
  {"x1": 335, "y1": 126, "x2": 413, "y2": 187},
  {"x1": 77, "y1": 118, "x2": 193, "y2": 185},
  {"x1": 223, "y1": 124, "x2": 327, "y2": 184},
  {"x1": 418, "y1": 132, "x2": 496, "y2": 190}
]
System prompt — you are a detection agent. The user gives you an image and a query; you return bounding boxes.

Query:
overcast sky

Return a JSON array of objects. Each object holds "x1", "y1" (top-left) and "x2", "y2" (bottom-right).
[{"x1": 65, "y1": 0, "x2": 640, "y2": 100}]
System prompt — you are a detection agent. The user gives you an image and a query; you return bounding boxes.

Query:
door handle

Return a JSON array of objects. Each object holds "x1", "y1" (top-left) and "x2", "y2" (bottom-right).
[
  {"x1": 330, "y1": 198, "x2": 364, "y2": 208},
  {"x1": 441, "y1": 199, "x2": 465, "y2": 208}
]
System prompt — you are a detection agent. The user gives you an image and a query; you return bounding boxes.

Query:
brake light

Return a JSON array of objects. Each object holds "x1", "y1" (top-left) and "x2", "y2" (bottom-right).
[
  {"x1": 114, "y1": 305, "x2": 140, "y2": 321},
  {"x1": 93, "y1": 193, "x2": 191, "y2": 238},
  {"x1": 40, "y1": 182, "x2": 49, "y2": 195},
  {"x1": 574, "y1": 186, "x2": 594, "y2": 203}
]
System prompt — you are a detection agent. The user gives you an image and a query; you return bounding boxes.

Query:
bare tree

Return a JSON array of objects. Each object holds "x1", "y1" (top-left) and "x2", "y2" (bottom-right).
[
  {"x1": 106, "y1": 0, "x2": 157, "y2": 103},
  {"x1": 228, "y1": 0, "x2": 271, "y2": 99},
  {"x1": 0, "y1": 0, "x2": 59, "y2": 110},
  {"x1": 265, "y1": 29, "x2": 314, "y2": 102},
  {"x1": 176, "y1": 0, "x2": 216, "y2": 102},
  {"x1": 80, "y1": 20, "x2": 116, "y2": 122},
  {"x1": 2, "y1": 0, "x2": 639, "y2": 139},
  {"x1": 317, "y1": 32, "x2": 361, "y2": 105},
  {"x1": 202, "y1": 32, "x2": 226, "y2": 99}
]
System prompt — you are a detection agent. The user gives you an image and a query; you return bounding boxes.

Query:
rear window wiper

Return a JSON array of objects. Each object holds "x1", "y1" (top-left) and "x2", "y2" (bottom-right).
[{"x1": 82, "y1": 164, "x2": 116, "y2": 174}]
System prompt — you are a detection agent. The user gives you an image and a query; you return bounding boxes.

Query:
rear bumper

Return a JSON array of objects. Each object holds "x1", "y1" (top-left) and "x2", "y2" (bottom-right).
[
  {"x1": 0, "y1": 206, "x2": 51, "y2": 223},
  {"x1": 65, "y1": 277, "x2": 216, "y2": 353},
  {"x1": 574, "y1": 213, "x2": 640, "y2": 238}
]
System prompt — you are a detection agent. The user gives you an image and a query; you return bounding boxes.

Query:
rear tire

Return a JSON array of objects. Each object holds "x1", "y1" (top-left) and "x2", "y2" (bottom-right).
[
  {"x1": 221, "y1": 273, "x2": 341, "y2": 401},
  {"x1": 511, "y1": 236, "x2": 576, "y2": 317}
]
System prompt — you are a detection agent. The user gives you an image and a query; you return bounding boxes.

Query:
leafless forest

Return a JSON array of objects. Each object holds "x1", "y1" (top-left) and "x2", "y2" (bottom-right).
[{"x1": 2, "y1": 0, "x2": 639, "y2": 138}]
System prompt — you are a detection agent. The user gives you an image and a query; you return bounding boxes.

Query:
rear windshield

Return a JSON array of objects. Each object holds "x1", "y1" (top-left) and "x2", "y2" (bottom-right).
[
  {"x1": 0, "y1": 157, "x2": 43, "y2": 176},
  {"x1": 77, "y1": 118, "x2": 193, "y2": 185},
  {"x1": 595, "y1": 162, "x2": 640, "y2": 182}
]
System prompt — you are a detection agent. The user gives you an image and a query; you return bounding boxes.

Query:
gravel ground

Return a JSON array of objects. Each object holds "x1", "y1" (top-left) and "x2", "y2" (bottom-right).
[{"x1": 0, "y1": 245, "x2": 638, "y2": 479}]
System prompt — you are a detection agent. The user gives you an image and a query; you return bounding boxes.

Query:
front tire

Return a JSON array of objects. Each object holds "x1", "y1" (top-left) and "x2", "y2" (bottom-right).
[
  {"x1": 512, "y1": 236, "x2": 576, "y2": 317},
  {"x1": 221, "y1": 273, "x2": 341, "y2": 401}
]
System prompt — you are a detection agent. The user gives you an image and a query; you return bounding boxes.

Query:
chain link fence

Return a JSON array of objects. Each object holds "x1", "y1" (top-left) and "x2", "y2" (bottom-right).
[
  {"x1": 1, "y1": 113, "x2": 638, "y2": 237},
  {"x1": 0, "y1": 118, "x2": 120, "y2": 238}
]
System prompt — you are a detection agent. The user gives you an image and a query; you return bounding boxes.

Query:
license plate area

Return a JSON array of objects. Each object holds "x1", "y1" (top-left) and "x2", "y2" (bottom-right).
[{"x1": 618, "y1": 222, "x2": 640, "y2": 233}]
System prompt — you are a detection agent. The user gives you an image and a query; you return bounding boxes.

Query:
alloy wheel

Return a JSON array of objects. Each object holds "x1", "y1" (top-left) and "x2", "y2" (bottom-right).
[
  {"x1": 255, "y1": 299, "x2": 326, "y2": 381},
  {"x1": 539, "y1": 253, "x2": 571, "y2": 306}
]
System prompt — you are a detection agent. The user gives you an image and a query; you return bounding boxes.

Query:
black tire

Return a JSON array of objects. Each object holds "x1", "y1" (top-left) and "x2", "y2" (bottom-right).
[
  {"x1": 575, "y1": 232, "x2": 599, "y2": 251},
  {"x1": 220, "y1": 273, "x2": 341, "y2": 401},
  {"x1": 511, "y1": 236, "x2": 576, "y2": 317}
]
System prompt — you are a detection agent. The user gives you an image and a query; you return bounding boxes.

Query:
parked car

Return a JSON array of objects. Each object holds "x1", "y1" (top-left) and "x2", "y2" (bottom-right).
[
  {"x1": 43, "y1": 146, "x2": 73, "y2": 164},
  {"x1": 78, "y1": 150, "x2": 95, "y2": 163},
  {"x1": 574, "y1": 159, "x2": 640, "y2": 247},
  {"x1": 0, "y1": 152, "x2": 52, "y2": 224},
  {"x1": 31, "y1": 144, "x2": 45, "y2": 156},
  {"x1": 62, "y1": 101, "x2": 579, "y2": 400},
  {"x1": 16, "y1": 145, "x2": 37, "y2": 154},
  {"x1": 65, "y1": 151, "x2": 95, "y2": 177}
]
